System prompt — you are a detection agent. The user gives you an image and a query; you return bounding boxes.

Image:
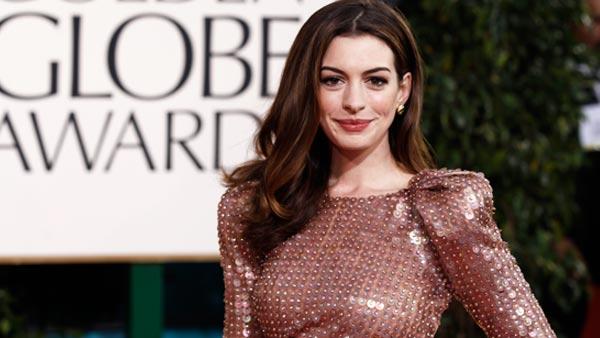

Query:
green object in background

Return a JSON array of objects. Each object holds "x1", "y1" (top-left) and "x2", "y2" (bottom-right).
[
  {"x1": 397, "y1": 1, "x2": 596, "y2": 337},
  {"x1": 130, "y1": 264, "x2": 163, "y2": 338}
]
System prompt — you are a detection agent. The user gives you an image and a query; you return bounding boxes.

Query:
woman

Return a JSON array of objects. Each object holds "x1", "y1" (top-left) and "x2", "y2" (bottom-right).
[{"x1": 218, "y1": 0, "x2": 557, "y2": 337}]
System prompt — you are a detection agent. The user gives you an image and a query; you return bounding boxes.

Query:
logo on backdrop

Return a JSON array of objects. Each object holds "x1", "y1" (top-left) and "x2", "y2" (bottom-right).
[{"x1": 0, "y1": 0, "x2": 307, "y2": 172}]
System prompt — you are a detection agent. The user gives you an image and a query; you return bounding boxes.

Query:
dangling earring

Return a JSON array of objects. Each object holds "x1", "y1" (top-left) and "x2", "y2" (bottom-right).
[{"x1": 396, "y1": 104, "x2": 405, "y2": 115}]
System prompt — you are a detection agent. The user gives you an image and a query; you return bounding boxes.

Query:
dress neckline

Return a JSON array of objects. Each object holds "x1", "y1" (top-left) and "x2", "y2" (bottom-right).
[{"x1": 323, "y1": 169, "x2": 426, "y2": 202}]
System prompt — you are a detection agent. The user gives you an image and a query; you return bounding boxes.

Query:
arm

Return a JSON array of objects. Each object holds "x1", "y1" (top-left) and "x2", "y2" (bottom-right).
[
  {"x1": 217, "y1": 183, "x2": 263, "y2": 338},
  {"x1": 414, "y1": 170, "x2": 556, "y2": 338}
]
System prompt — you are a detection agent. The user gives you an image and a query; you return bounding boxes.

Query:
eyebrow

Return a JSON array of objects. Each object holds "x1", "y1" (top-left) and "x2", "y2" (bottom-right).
[{"x1": 320, "y1": 66, "x2": 391, "y2": 75}]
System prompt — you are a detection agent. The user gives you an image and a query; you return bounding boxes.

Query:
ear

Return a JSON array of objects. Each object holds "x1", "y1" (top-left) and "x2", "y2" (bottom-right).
[{"x1": 396, "y1": 72, "x2": 412, "y2": 106}]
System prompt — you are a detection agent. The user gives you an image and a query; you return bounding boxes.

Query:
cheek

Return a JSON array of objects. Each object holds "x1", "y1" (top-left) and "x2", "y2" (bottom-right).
[
  {"x1": 318, "y1": 90, "x2": 339, "y2": 115},
  {"x1": 369, "y1": 92, "x2": 397, "y2": 114},
  {"x1": 317, "y1": 88, "x2": 399, "y2": 117}
]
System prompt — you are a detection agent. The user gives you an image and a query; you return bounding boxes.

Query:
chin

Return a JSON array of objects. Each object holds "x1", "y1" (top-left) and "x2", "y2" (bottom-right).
[{"x1": 330, "y1": 138, "x2": 374, "y2": 152}]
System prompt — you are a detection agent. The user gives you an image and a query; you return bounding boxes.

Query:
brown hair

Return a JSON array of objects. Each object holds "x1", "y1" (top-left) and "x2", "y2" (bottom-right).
[{"x1": 222, "y1": 0, "x2": 436, "y2": 262}]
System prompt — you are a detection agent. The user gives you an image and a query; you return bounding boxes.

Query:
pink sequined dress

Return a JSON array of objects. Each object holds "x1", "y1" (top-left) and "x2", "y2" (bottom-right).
[{"x1": 217, "y1": 168, "x2": 557, "y2": 338}]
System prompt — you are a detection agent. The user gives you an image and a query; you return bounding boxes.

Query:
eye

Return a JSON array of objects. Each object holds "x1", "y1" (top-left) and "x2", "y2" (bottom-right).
[
  {"x1": 368, "y1": 76, "x2": 388, "y2": 87},
  {"x1": 320, "y1": 76, "x2": 342, "y2": 87}
]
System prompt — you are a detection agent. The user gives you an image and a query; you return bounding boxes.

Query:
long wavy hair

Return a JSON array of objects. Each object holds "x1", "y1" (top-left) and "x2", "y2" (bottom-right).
[{"x1": 222, "y1": 0, "x2": 436, "y2": 262}]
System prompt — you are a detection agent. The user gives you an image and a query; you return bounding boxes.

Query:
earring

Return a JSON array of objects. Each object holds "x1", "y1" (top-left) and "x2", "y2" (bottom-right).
[{"x1": 396, "y1": 104, "x2": 405, "y2": 115}]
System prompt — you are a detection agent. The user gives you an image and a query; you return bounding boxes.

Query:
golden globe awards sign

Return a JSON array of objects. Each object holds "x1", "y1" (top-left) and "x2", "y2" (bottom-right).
[{"x1": 0, "y1": 0, "x2": 333, "y2": 263}]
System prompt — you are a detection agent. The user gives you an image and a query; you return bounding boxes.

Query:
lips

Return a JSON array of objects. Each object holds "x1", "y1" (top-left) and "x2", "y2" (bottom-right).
[
  {"x1": 335, "y1": 119, "x2": 373, "y2": 132},
  {"x1": 336, "y1": 119, "x2": 372, "y2": 124}
]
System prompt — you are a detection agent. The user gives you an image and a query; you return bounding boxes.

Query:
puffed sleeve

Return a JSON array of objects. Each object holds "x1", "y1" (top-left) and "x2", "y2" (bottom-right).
[
  {"x1": 217, "y1": 182, "x2": 263, "y2": 337},
  {"x1": 413, "y1": 168, "x2": 557, "y2": 338}
]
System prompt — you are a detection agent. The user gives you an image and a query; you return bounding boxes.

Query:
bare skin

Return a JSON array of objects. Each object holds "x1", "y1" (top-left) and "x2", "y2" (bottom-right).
[{"x1": 318, "y1": 34, "x2": 414, "y2": 198}]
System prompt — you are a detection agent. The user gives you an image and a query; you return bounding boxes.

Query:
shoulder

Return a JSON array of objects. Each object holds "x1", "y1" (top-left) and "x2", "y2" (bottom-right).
[
  {"x1": 412, "y1": 167, "x2": 496, "y2": 220},
  {"x1": 218, "y1": 180, "x2": 259, "y2": 210},
  {"x1": 413, "y1": 167, "x2": 492, "y2": 195},
  {"x1": 217, "y1": 180, "x2": 258, "y2": 232}
]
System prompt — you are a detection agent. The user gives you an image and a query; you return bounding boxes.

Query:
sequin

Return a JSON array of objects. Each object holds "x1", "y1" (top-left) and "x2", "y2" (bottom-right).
[
  {"x1": 464, "y1": 186, "x2": 481, "y2": 209},
  {"x1": 483, "y1": 248, "x2": 493, "y2": 261},
  {"x1": 409, "y1": 229, "x2": 424, "y2": 245},
  {"x1": 218, "y1": 168, "x2": 557, "y2": 337}
]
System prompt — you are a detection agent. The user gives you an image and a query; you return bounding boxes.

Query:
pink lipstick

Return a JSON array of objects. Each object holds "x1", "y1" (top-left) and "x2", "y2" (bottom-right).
[{"x1": 336, "y1": 119, "x2": 372, "y2": 132}]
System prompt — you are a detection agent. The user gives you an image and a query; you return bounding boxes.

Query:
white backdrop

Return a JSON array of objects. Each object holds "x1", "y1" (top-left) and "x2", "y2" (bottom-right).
[{"x1": 0, "y1": 0, "x2": 333, "y2": 263}]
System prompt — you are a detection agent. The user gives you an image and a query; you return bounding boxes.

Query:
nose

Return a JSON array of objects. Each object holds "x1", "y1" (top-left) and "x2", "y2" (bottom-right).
[{"x1": 342, "y1": 81, "x2": 366, "y2": 114}]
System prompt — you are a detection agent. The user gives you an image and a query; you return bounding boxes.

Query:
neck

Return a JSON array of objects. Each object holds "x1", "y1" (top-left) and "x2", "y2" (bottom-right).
[{"x1": 328, "y1": 135, "x2": 409, "y2": 193}]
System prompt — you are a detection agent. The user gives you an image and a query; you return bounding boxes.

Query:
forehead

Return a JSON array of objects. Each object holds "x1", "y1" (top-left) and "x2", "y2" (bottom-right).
[{"x1": 321, "y1": 34, "x2": 395, "y2": 70}]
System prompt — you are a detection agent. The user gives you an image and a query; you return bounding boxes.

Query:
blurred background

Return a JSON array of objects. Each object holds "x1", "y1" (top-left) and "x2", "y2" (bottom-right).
[{"x1": 0, "y1": 0, "x2": 599, "y2": 337}]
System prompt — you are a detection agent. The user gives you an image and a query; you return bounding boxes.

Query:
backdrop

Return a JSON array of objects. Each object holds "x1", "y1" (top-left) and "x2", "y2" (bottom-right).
[{"x1": 0, "y1": 0, "x2": 333, "y2": 263}]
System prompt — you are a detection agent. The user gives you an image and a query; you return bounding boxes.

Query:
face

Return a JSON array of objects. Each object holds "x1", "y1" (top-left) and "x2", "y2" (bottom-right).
[{"x1": 318, "y1": 34, "x2": 411, "y2": 154}]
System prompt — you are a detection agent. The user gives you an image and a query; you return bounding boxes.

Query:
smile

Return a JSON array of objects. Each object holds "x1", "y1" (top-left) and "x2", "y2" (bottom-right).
[{"x1": 335, "y1": 119, "x2": 373, "y2": 132}]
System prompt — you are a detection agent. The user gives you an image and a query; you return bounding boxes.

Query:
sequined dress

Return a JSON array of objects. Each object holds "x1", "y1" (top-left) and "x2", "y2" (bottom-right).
[{"x1": 217, "y1": 168, "x2": 557, "y2": 338}]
